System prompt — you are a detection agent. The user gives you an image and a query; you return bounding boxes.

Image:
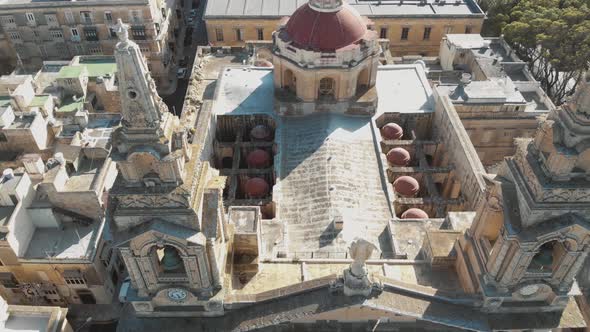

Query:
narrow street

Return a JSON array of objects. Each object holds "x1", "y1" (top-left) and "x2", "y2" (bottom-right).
[{"x1": 163, "y1": 0, "x2": 208, "y2": 115}]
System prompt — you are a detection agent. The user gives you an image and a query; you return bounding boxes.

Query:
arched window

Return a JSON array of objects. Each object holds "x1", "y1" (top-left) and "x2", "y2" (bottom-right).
[
  {"x1": 528, "y1": 240, "x2": 566, "y2": 273},
  {"x1": 283, "y1": 69, "x2": 296, "y2": 94},
  {"x1": 153, "y1": 245, "x2": 185, "y2": 275},
  {"x1": 357, "y1": 67, "x2": 370, "y2": 94},
  {"x1": 318, "y1": 77, "x2": 335, "y2": 99}
]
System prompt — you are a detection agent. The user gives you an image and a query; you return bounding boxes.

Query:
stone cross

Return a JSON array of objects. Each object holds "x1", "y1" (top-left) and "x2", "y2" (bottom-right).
[
  {"x1": 348, "y1": 238, "x2": 376, "y2": 277},
  {"x1": 115, "y1": 18, "x2": 130, "y2": 43}
]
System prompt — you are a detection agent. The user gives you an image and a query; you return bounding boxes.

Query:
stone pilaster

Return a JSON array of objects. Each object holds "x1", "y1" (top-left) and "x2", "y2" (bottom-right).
[{"x1": 206, "y1": 240, "x2": 222, "y2": 289}]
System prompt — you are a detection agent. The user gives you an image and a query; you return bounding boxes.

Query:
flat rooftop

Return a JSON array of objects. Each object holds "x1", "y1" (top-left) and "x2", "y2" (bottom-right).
[
  {"x1": 77, "y1": 58, "x2": 117, "y2": 78},
  {"x1": 23, "y1": 221, "x2": 102, "y2": 260},
  {"x1": 213, "y1": 67, "x2": 274, "y2": 116},
  {"x1": 375, "y1": 64, "x2": 434, "y2": 114},
  {"x1": 205, "y1": 0, "x2": 484, "y2": 18},
  {"x1": 437, "y1": 78, "x2": 527, "y2": 105},
  {"x1": 3, "y1": 315, "x2": 51, "y2": 332}
]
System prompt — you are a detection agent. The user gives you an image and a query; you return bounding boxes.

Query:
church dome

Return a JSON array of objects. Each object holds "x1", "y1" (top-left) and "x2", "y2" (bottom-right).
[
  {"x1": 245, "y1": 177, "x2": 270, "y2": 198},
  {"x1": 285, "y1": 1, "x2": 367, "y2": 52},
  {"x1": 393, "y1": 176, "x2": 420, "y2": 197},
  {"x1": 247, "y1": 149, "x2": 271, "y2": 169},
  {"x1": 401, "y1": 208, "x2": 429, "y2": 219},
  {"x1": 386, "y1": 147, "x2": 411, "y2": 166},
  {"x1": 381, "y1": 123, "x2": 404, "y2": 140}
]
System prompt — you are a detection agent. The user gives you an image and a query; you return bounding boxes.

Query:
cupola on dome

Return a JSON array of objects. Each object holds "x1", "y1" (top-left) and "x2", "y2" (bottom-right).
[{"x1": 285, "y1": 0, "x2": 368, "y2": 52}]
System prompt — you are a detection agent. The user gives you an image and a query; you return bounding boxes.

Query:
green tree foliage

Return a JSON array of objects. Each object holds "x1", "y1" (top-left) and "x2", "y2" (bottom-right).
[
  {"x1": 502, "y1": 0, "x2": 590, "y2": 104},
  {"x1": 480, "y1": 0, "x2": 520, "y2": 36}
]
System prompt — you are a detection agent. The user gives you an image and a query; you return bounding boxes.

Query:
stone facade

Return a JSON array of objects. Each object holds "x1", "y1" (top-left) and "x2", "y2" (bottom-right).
[
  {"x1": 455, "y1": 73, "x2": 590, "y2": 313},
  {"x1": 109, "y1": 21, "x2": 226, "y2": 317},
  {"x1": 204, "y1": 0, "x2": 484, "y2": 57}
]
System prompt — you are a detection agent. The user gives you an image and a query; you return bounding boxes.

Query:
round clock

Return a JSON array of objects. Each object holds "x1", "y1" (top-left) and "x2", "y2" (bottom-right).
[
  {"x1": 167, "y1": 288, "x2": 188, "y2": 301},
  {"x1": 519, "y1": 284, "x2": 540, "y2": 296}
]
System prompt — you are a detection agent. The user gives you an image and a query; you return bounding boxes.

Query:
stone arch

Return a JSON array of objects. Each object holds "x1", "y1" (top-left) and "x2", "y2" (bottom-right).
[
  {"x1": 138, "y1": 237, "x2": 190, "y2": 258},
  {"x1": 318, "y1": 76, "x2": 336, "y2": 100},
  {"x1": 528, "y1": 239, "x2": 570, "y2": 273},
  {"x1": 151, "y1": 245, "x2": 186, "y2": 275},
  {"x1": 127, "y1": 148, "x2": 161, "y2": 180},
  {"x1": 356, "y1": 66, "x2": 370, "y2": 94},
  {"x1": 283, "y1": 69, "x2": 297, "y2": 94}
]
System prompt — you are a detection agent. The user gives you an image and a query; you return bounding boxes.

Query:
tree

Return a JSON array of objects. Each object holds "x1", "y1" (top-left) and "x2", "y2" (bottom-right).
[
  {"x1": 502, "y1": 0, "x2": 590, "y2": 104},
  {"x1": 479, "y1": 0, "x2": 520, "y2": 37}
]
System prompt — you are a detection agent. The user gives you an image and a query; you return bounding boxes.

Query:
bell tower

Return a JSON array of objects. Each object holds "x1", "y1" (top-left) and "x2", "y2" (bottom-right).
[
  {"x1": 111, "y1": 19, "x2": 189, "y2": 190},
  {"x1": 456, "y1": 72, "x2": 590, "y2": 312},
  {"x1": 110, "y1": 19, "x2": 227, "y2": 316}
]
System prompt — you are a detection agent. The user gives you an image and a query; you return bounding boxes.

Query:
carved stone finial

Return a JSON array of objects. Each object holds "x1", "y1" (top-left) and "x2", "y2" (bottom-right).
[
  {"x1": 342, "y1": 238, "x2": 381, "y2": 297},
  {"x1": 115, "y1": 18, "x2": 130, "y2": 43},
  {"x1": 348, "y1": 238, "x2": 376, "y2": 277}
]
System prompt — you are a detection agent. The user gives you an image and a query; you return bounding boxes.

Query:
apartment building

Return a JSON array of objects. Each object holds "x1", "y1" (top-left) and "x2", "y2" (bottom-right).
[
  {"x1": 204, "y1": 0, "x2": 485, "y2": 56},
  {"x1": 0, "y1": 55, "x2": 122, "y2": 306},
  {"x1": 0, "y1": 0, "x2": 182, "y2": 91}
]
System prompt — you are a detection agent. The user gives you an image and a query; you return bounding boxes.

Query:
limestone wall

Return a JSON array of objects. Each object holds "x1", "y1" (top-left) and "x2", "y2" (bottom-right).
[
  {"x1": 5, "y1": 178, "x2": 35, "y2": 258},
  {"x1": 206, "y1": 17, "x2": 483, "y2": 57},
  {"x1": 433, "y1": 92, "x2": 487, "y2": 210}
]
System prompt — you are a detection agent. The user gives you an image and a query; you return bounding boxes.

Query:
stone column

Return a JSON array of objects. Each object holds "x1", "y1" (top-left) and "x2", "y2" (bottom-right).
[
  {"x1": 486, "y1": 235, "x2": 511, "y2": 277},
  {"x1": 196, "y1": 249, "x2": 211, "y2": 290},
  {"x1": 498, "y1": 250, "x2": 532, "y2": 287},
  {"x1": 184, "y1": 255, "x2": 201, "y2": 289},
  {"x1": 560, "y1": 250, "x2": 589, "y2": 290},
  {"x1": 206, "y1": 239, "x2": 222, "y2": 289},
  {"x1": 121, "y1": 248, "x2": 146, "y2": 292},
  {"x1": 139, "y1": 256, "x2": 159, "y2": 293}
]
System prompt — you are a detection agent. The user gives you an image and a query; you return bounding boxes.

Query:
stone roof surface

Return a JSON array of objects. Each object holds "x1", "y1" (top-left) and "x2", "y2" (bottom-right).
[{"x1": 205, "y1": 0, "x2": 484, "y2": 18}]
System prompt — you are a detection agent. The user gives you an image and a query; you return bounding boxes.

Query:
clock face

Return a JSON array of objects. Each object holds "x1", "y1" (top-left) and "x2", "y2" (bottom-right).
[
  {"x1": 519, "y1": 284, "x2": 540, "y2": 296},
  {"x1": 167, "y1": 288, "x2": 188, "y2": 301}
]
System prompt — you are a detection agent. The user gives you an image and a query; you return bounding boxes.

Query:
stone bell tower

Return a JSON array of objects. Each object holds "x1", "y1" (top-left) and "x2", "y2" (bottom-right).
[
  {"x1": 109, "y1": 19, "x2": 227, "y2": 317},
  {"x1": 109, "y1": 19, "x2": 197, "y2": 230},
  {"x1": 456, "y1": 72, "x2": 590, "y2": 313},
  {"x1": 112, "y1": 18, "x2": 189, "y2": 188}
]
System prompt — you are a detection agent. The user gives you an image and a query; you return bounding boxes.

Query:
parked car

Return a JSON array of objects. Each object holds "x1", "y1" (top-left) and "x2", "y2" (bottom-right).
[
  {"x1": 118, "y1": 277, "x2": 131, "y2": 303},
  {"x1": 177, "y1": 68, "x2": 189, "y2": 79}
]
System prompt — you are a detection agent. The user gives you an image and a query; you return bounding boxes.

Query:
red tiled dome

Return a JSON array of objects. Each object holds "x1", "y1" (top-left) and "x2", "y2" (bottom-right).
[
  {"x1": 245, "y1": 178, "x2": 270, "y2": 198},
  {"x1": 381, "y1": 123, "x2": 404, "y2": 140},
  {"x1": 247, "y1": 149, "x2": 271, "y2": 169},
  {"x1": 386, "y1": 147, "x2": 411, "y2": 167},
  {"x1": 285, "y1": 3, "x2": 367, "y2": 52},
  {"x1": 401, "y1": 208, "x2": 429, "y2": 219},
  {"x1": 393, "y1": 176, "x2": 420, "y2": 197}
]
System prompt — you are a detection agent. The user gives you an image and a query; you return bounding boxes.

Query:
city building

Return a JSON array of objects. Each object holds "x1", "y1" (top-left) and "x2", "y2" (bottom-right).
[
  {"x1": 204, "y1": 0, "x2": 485, "y2": 56},
  {"x1": 433, "y1": 34, "x2": 555, "y2": 167},
  {"x1": 0, "y1": 296, "x2": 72, "y2": 332},
  {"x1": 0, "y1": 0, "x2": 182, "y2": 91},
  {"x1": 0, "y1": 55, "x2": 122, "y2": 306},
  {"x1": 114, "y1": 0, "x2": 589, "y2": 330}
]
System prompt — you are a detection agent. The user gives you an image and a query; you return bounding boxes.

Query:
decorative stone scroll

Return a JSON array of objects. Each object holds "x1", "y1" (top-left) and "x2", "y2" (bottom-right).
[
  {"x1": 331, "y1": 238, "x2": 383, "y2": 297},
  {"x1": 118, "y1": 194, "x2": 189, "y2": 209}
]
